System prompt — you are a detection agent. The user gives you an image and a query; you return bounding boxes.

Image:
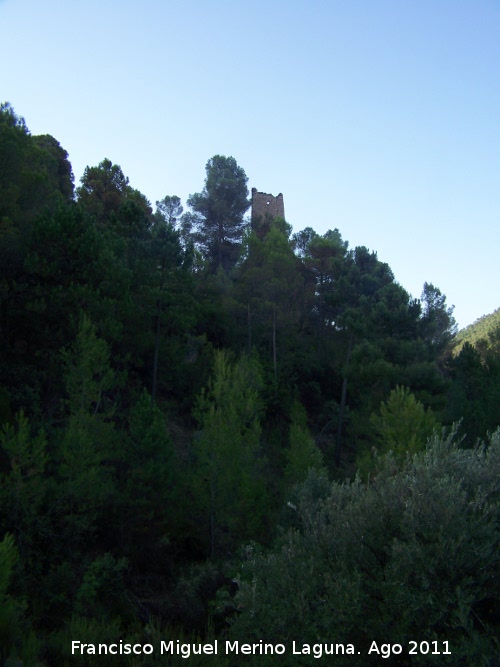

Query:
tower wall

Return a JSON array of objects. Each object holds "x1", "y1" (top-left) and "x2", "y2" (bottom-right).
[{"x1": 251, "y1": 188, "x2": 285, "y2": 224}]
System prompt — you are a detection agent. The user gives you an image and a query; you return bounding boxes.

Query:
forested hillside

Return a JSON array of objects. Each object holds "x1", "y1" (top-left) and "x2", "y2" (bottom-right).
[
  {"x1": 454, "y1": 308, "x2": 500, "y2": 355},
  {"x1": 1, "y1": 103, "x2": 499, "y2": 665}
]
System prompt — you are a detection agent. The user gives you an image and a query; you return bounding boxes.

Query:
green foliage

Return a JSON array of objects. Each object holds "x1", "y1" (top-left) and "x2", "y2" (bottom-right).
[
  {"x1": 0, "y1": 102, "x2": 29, "y2": 133},
  {"x1": 75, "y1": 553, "x2": 130, "y2": 620},
  {"x1": 285, "y1": 401, "x2": 324, "y2": 484},
  {"x1": 2, "y1": 102, "x2": 493, "y2": 662},
  {"x1": 231, "y1": 428, "x2": 500, "y2": 665},
  {"x1": 32, "y1": 133, "x2": 74, "y2": 201},
  {"x1": 49, "y1": 615, "x2": 123, "y2": 667},
  {"x1": 27, "y1": 204, "x2": 99, "y2": 286},
  {"x1": 236, "y1": 222, "x2": 312, "y2": 387},
  {"x1": 0, "y1": 533, "x2": 17, "y2": 595},
  {"x1": 186, "y1": 155, "x2": 249, "y2": 271},
  {"x1": 155, "y1": 194, "x2": 183, "y2": 225},
  {"x1": 0, "y1": 412, "x2": 48, "y2": 546},
  {"x1": 57, "y1": 415, "x2": 116, "y2": 541},
  {"x1": 454, "y1": 307, "x2": 500, "y2": 356},
  {"x1": 76, "y1": 158, "x2": 130, "y2": 225},
  {"x1": 0, "y1": 412, "x2": 48, "y2": 489},
  {"x1": 419, "y1": 281, "x2": 457, "y2": 354},
  {"x1": 119, "y1": 391, "x2": 184, "y2": 566},
  {"x1": 446, "y1": 310, "x2": 500, "y2": 444},
  {"x1": 146, "y1": 215, "x2": 196, "y2": 401},
  {"x1": 0, "y1": 533, "x2": 22, "y2": 662},
  {"x1": 2, "y1": 201, "x2": 127, "y2": 413},
  {"x1": 193, "y1": 351, "x2": 268, "y2": 556},
  {"x1": 56, "y1": 317, "x2": 119, "y2": 542},
  {"x1": 446, "y1": 341, "x2": 500, "y2": 445},
  {"x1": 363, "y1": 385, "x2": 438, "y2": 468},
  {"x1": 0, "y1": 102, "x2": 73, "y2": 228},
  {"x1": 61, "y1": 314, "x2": 116, "y2": 417}
]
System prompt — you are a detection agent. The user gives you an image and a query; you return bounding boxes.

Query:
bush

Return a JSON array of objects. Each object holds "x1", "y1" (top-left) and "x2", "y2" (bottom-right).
[{"x1": 230, "y1": 428, "x2": 500, "y2": 665}]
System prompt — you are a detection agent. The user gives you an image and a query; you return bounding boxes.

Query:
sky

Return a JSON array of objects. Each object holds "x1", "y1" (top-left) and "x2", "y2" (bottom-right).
[{"x1": 1, "y1": 0, "x2": 498, "y2": 329}]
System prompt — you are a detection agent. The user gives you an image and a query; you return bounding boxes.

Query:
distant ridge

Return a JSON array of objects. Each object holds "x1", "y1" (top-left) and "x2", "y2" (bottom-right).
[{"x1": 454, "y1": 307, "x2": 500, "y2": 354}]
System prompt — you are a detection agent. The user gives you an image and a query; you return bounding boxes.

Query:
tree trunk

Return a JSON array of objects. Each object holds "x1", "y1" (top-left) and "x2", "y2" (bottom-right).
[
  {"x1": 151, "y1": 299, "x2": 161, "y2": 404},
  {"x1": 248, "y1": 302, "x2": 252, "y2": 354},
  {"x1": 335, "y1": 333, "x2": 353, "y2": 466},
  {"x1": 272, "y1": 303, "x2": 277, "y2": 386},
  {"x1": 210, "y1": 469, "x2": 216, "y2": 560}
]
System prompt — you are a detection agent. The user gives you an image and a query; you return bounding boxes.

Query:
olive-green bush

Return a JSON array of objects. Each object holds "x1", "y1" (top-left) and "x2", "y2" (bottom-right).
[{"x1": 230, "y1": 428, "x2": 500, "y2": 666}]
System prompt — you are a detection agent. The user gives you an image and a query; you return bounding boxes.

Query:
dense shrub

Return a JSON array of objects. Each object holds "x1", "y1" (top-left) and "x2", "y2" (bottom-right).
[{"x1": 230, "y1": 428, "x2": 500, "y2": 666}]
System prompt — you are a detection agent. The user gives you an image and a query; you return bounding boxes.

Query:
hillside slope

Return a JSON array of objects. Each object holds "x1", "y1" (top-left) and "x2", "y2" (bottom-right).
[{"x1": 454, "y1": 307, "x2": 500, "y2": 355}]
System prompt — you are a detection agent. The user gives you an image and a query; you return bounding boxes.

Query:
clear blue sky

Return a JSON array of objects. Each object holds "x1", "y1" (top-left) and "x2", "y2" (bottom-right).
[{"x1": 1, "y1": 0, "x2": 498, "y2": 329}]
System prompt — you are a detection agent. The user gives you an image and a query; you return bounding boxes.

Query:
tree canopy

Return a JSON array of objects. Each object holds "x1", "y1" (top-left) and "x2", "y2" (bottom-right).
[
  {"x1": 0, "y1": 102, "x2": 498, "y2": 665},
  {"x1": 186, "y1": 155, "x2": 250, "y2": 271}
]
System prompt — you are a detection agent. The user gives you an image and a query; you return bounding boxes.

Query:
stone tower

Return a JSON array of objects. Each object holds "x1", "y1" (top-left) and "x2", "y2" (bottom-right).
[{"x1": 251, "y1": 188, "x2": 285, "y2": 237}]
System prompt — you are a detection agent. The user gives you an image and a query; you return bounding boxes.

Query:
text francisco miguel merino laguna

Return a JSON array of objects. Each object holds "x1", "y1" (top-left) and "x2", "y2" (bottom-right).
[{"x1": 71, "y1": 639, "x2": 359, "y2": 659}]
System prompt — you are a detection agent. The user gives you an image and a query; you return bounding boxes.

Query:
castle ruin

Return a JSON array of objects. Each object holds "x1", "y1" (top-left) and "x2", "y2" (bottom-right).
[
  {"x1": 251, "y1": 188, "x2": 285, "y2": 237},
  {"x1": 251, "y1": 188, "x2": 285, "y2": 221}
]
